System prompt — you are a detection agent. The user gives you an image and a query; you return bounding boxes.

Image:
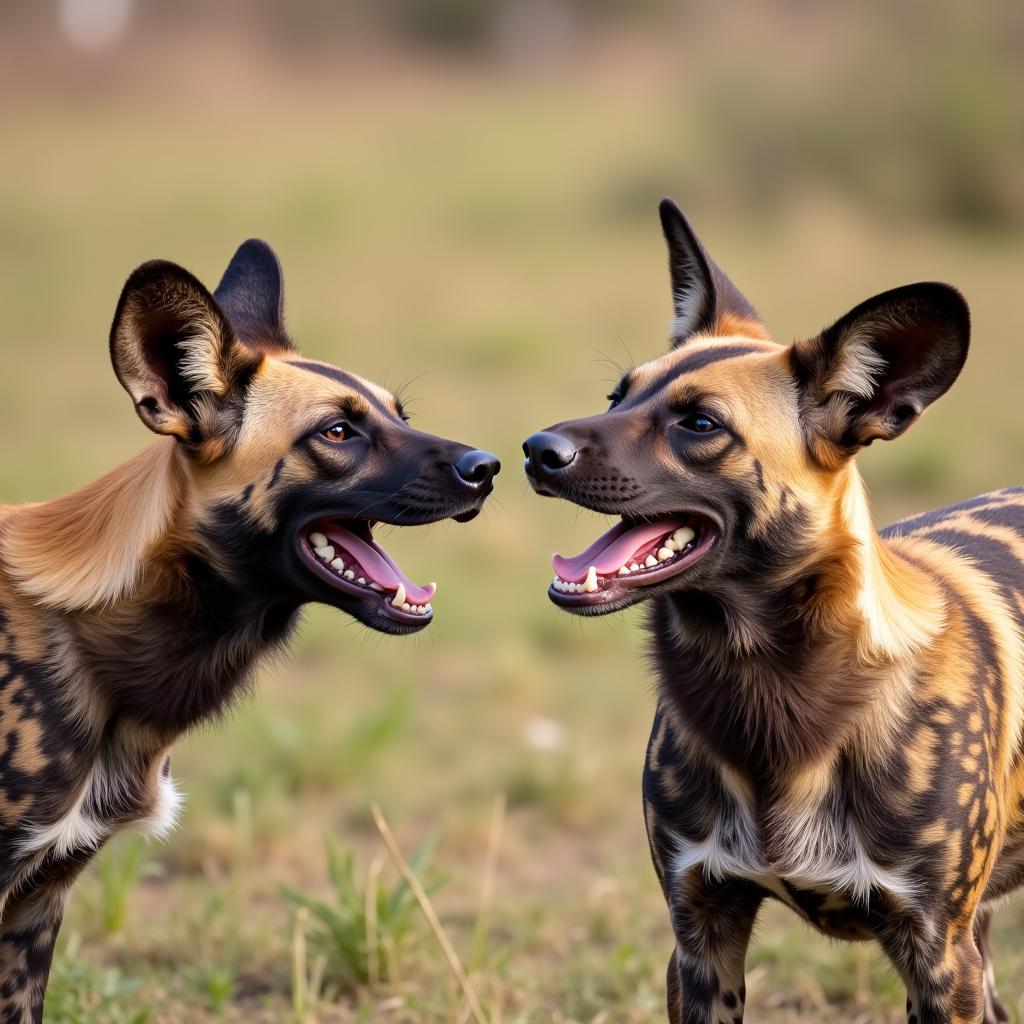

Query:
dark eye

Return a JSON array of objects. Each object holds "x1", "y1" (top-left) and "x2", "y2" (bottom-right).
[
  {"x1": 606, "y1": 392, "x2": 622, "y2": 410},
  {"x1": 321, "y1": 421, "x2": 350, "y2": 442},
  {"x1": 679, "y1": 413, "x2": 720, "y2": 434}
]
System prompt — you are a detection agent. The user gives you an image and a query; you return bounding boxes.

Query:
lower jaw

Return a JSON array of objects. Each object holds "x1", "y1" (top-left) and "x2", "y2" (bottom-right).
[
  {"x1": 296, "y1": 530, "x2": 433, "y2": 630},
  {"x1": 547, "y1": 530, "x2": 717, "y2": 613}
]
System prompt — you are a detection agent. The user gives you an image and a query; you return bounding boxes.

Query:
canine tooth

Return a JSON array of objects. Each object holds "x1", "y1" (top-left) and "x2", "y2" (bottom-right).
[
  {"x1": 665, "y1": 538, "x2": 679, "y2": 552},
  {"x1": 315, "y1": 545, "x2": 335, "y2": 561},
  {"x1": 644, "y1": 555, "x2": 658, "y2": 568},
  {"x1": 391, "y1": 583, "x2": 406, "y2": 608},
  {"x1": 343, "y1": 569, "x2": 355, "y2": 580},
  {"x1": 630, "y1": 563, "x2": 641, "y2": 572},
  {"x1": 671, "y1": 527, "x2": 696, "y2": 549},
  {"x1": 583, "y1": 566, "x2": 599, "y2": 593},
  {"x1": 357, "y1": 577, "x2": 367, "y2": 585},
  {"x1": 331, "y1": 557, "x2": 344, "y2": 571},
  {"x1": 657, "y1": 547, "x2": 673, "y2": 561},
  {"x1": 618, "y1": 565, "x2": 630, "y2": 575},
  {"x1": 309, "y1": 531, "x2": 327, "y2": 548},
  {"x1": 369, "y1": 582, "x2": 383, "y2": 591}
]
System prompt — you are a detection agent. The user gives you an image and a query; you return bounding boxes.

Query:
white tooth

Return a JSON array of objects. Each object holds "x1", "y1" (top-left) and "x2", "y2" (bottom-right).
[
  {"x1": 583, "y1": 566, "x2": 599, "y2": 593},
  {"x1": 402, "y1": 603, "x2": 411, "y2": 612},
  {"x1": 369, "y1": 582, "x2": 383, "y2": 591},
  {"x1": 391, "y1": 583, "x2": 406, "y2": 608},
  {"x1": 672, "y1": 527, "x2": 696, "y2": 549},
  {"x1": 426, "y1": 603, "x2": 432, "y2": 614},
  {"x1": 553, "y1": 581, "x2": 563, "y2": 592},
  {"x1": 630, "y1": 563, "x2": 641, "y2": 572},
  {"x1": 331, "y1": 557, "x2": 345, "y2": 571},
  {"x1": 573, "y1": 583, "x2": 584, "y2": 593},
  {"x1": 618, "y1": 565, "x2": 630, "y2": 575},
  {"x1": 315, "y1": 545, "x2": 335, "y2": 562},
  {"x1": 357, "y1": 577, "x2": 367, "y2": 585},
  {"x1": 665, "y1": 538, "x2": 680, "y2": 552},
  {"x1": 309, "y1": 531, "x2": 328, "y2": 548},
  {"x1": 657, "y1": 547, "x2": 673, "y2": 561},
  {"x1": 344, "y1": 569, "x2": 355, "y2": 580},
  {"x1": 644, "y1": 555, "x2": 658, "y2": 568}
]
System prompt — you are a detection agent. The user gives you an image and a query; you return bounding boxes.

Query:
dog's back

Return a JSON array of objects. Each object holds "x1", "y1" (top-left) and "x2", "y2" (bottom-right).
[{"x1": 884, "y1": 485, "x2": 1024, "y2": 902}]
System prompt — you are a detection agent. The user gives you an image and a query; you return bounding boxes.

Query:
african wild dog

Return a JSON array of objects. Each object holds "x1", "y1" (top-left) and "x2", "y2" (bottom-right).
[
  {"x1": 0, "y1": 241, "x2": 499, "y2": 1021},
  {"x1": 524, "y1": 200, "x2": 1023, "y2": 1023}
]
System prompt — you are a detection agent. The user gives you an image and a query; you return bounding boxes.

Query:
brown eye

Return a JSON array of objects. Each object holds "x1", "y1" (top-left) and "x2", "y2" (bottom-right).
[
  {"x1": 321, "y1": 421, "x2": 350, "y2": 442},
  {"x1": 680, "y1": 413, "x2": 720, "y2": 434}
]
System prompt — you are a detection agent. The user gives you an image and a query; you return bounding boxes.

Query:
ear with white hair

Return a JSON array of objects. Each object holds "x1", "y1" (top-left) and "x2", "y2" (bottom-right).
[{"x1": 659, "y1": 198, "x2": 766, "y2": 347}]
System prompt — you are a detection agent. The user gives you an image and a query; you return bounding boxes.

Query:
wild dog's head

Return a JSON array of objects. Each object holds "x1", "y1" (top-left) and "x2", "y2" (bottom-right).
[
  {"x1": 102, "y1": 241, "x2": 498, "y2": 635},
  {"x1": 524, "y1": 200, "x2": 968, "y2": 618}
]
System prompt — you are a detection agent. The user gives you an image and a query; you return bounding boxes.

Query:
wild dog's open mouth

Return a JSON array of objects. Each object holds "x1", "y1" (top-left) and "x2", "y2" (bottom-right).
[
  {"x1": 299, "y1": 518, "x2": 436, "y2": 626},
  {"x1": 548, "y1": 514, "x2": 717, "y2": 608}
]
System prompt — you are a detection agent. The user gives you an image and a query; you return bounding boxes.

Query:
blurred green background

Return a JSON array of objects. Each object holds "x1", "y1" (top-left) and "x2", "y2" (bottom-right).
[{"x1": 2, "y1": 2, "x2": 1024, "y2": 1021}]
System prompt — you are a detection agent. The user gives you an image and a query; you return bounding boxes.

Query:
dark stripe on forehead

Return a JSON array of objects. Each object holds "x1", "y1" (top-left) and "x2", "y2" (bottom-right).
[
  {"x1": 289, "y1": 359, "x2": 396, "y2": 419},
  {"x1": 629, "y1": 344, "x2": 765, "y2": 405}
]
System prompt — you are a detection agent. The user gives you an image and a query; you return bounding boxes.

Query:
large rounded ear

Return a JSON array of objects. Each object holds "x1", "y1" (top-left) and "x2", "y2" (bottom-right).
[
  {"x1": 790, "y1": 282, "x2": 969, "y2": 463},
  {"x1": 109, "y1": 260, "x2": 261, "y2": 455},
  {"x1": 659, "y1": 198, "x2": 766, "y2": 347},
  {"x1": 213, "y1": 238, "x2": 295, "y2": 354}
]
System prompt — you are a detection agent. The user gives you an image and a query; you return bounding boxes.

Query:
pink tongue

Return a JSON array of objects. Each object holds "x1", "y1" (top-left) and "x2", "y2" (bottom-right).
[
  {"x1": 552, "y1": 518, "x2": 687, "y2": 583},
  {"x1": 323, "y1": 524, "x2": 436, "y2": 605}
]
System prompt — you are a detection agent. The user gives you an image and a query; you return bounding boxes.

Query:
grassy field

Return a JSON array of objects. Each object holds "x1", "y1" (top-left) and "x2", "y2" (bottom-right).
[{"x1": 2, "y1": 58, "x2": 1024, "y2": 1024}]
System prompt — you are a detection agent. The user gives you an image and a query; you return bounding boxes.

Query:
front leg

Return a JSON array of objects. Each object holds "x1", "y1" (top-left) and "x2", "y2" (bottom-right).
[
  {"x1": 665, "y1": 870, "x2": 761, "y2": 1024},
  {"x1": 0, "y1": 891, "x2": 64, "y2": 1024},
  {"x1": 878, "y1": 911, "x2": 985, "y2": 1024},
  {"x1": 0, "y1": 852, "x2": 89, "y2": 1024}
]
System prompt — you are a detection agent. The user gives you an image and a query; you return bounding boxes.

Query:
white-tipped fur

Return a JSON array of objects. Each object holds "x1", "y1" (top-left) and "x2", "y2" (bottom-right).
[
  {"x1": 670, "y1": 270, "x2": 710, "y2": 340},
  {"x1": 821, "y1": 321, "x2": 889, "y2": 398},
  {"x1": 178, "y1": 316, "x2": 230, "y2": 397},
  {"x1": 670, "y1": 766, "x2": 918, "y2": 907},
  {"x1": 18, "y1": 752, "x2": 182, "y2": 858}
]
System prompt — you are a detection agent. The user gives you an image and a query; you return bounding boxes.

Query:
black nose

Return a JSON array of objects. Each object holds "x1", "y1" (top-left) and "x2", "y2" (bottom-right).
[
  {"x1": 454, "y1": 449, "x2": 501, "y2": 488},
  {"x1": 523, "y1": 431, "x2": 578, "y2": 477}
]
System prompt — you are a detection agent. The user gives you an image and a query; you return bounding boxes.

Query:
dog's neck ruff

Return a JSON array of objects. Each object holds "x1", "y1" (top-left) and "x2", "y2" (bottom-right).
[
  {"x1": 651, "y1": 465, "x2": 946, "y2": 773},
  {"x1": 1, "y1": 438, "x2": 297, "y2": 735}
]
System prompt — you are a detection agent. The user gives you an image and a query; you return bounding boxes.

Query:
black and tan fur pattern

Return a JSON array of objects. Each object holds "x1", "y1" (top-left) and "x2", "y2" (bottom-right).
[
  {"x1": 0, "y1": 241, "x2": 498, "y2": 1022},
  {"x1": 525, "y1": 200, "x2": 1024, "y2": 1023}
]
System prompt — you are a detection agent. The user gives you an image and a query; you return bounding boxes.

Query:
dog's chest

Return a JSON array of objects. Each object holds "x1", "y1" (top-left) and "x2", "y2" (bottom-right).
[
  {"x1": 17, "y1": 741, "x2": 181, "y2": 865},
  {"x1": 659, "y1": 771, "x2": 913, "y2": 935}
]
